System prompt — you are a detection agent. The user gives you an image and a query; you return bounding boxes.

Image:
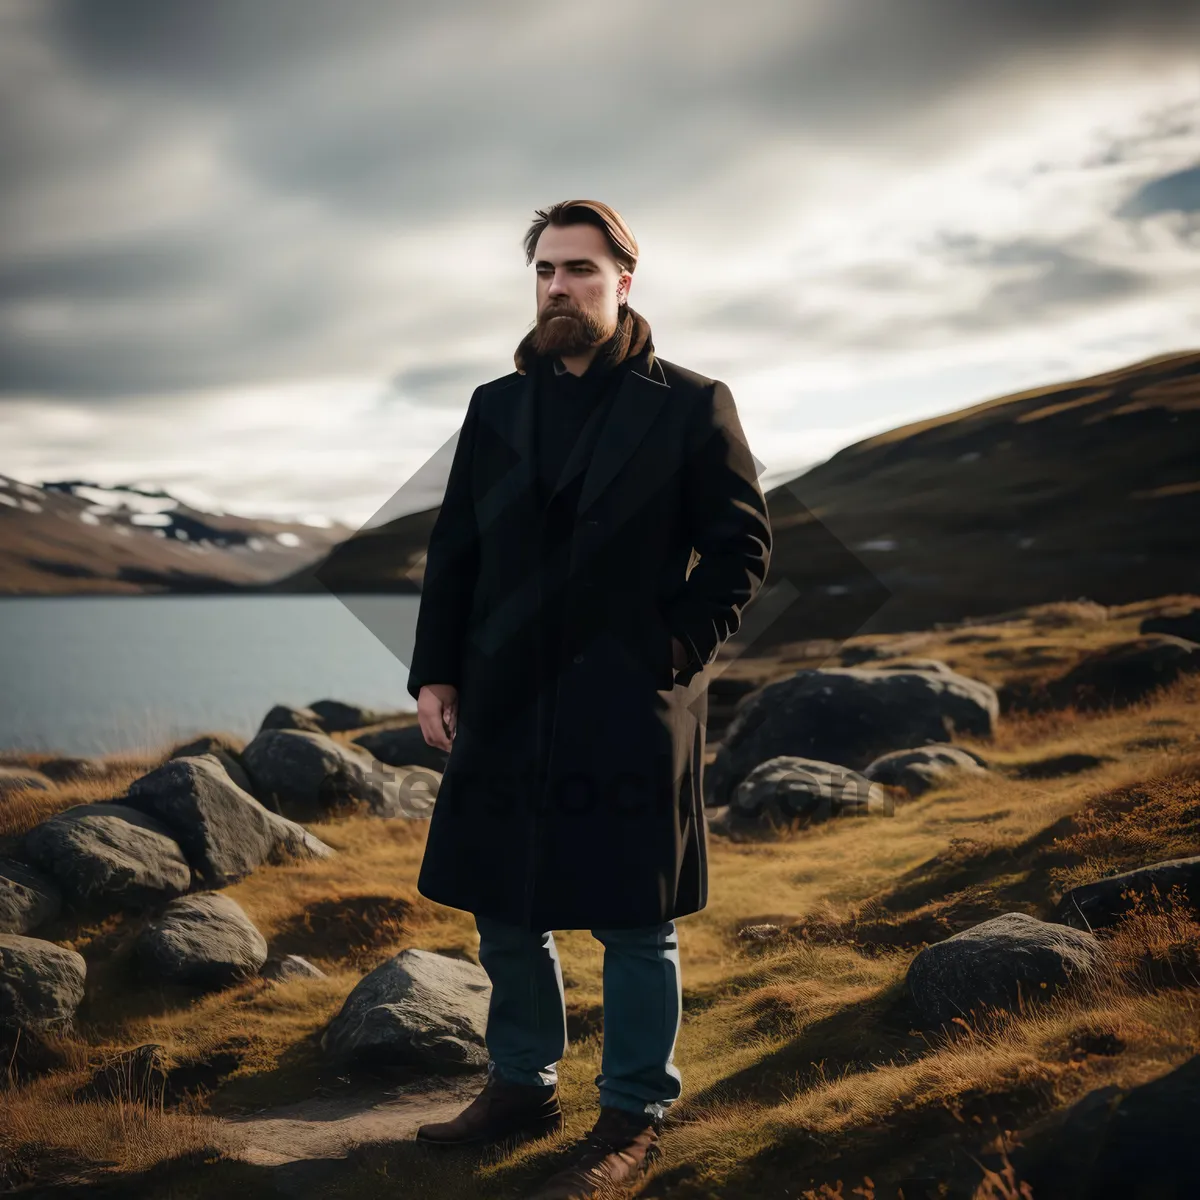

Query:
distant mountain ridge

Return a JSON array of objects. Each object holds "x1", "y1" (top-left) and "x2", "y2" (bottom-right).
[
  {"x1": 269, "y1": 350, "x2": 1200, "y2": 650},
  {"x1": 9, "y1": 349, "x2": 1198, "y2": 624},
  {"x1": 0, "y1": 477, "x2": 350, "y2": 594}
]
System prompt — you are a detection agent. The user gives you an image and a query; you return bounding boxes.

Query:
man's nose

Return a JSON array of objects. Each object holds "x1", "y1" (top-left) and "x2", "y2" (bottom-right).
[{"x1": 548, "y1": 272, "x2": 571, "y2": 295}]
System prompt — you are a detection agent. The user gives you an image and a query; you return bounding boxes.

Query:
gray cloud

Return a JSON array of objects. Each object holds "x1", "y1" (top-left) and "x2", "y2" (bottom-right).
[
  {"x1": 691, "y1": 293, "x2": 851, "y2": 341},
  {"x1": 384, "y1": 360, "x2": 504, "y2": 410},
  {"x1": 42, "y1": 1, "x2": 1200, "y2": 225},
  {"x1": 690, "y1": 232, "x2": 1161, "y2": 350},
  {"x1": 941, "y1": 239, "x2": 1152, "y2": 333},
  {"x1": 0, "y1": 0, "x2": 1198, "y2": 409},
  {"x1": 0, "y1": 223, "x2": 377, "y2": 395}
]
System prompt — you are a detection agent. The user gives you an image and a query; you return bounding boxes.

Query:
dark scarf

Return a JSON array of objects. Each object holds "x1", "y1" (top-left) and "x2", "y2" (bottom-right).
[{"x1": 514, "y1": 303, "x2": 654, "y2": 377}]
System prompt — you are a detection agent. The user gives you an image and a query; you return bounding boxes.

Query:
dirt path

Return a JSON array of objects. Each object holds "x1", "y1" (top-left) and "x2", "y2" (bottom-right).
[{"x1": 216, "y1": 1074, "x2": 484, "y2": 1167}]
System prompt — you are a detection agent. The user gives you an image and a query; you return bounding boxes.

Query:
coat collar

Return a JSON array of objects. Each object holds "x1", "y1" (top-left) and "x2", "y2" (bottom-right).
[
  {"x1": 479, "y1": 349, "x2": 670, "y2": 526},
  {"x1": 534, "y1": 350, "x2": 669, "y2": 519}
]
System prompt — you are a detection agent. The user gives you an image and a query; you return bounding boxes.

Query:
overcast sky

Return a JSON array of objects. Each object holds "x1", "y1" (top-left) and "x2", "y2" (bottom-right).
[{"x1": 2, "y1": 0, "x2": 1199, "y2": 528}]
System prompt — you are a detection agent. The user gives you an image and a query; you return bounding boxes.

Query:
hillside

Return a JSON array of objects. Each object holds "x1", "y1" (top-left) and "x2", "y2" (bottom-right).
[
  {"x1": 761, "y1": 349, "x2": 1200, "y2": 647},
  {"x1": 0, "y1": 478, "x2": 350, "y2": 595}
]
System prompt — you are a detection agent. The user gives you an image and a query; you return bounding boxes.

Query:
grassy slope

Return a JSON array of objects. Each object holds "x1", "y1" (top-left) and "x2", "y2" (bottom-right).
[{"x1": 2, "y1": 598, "x2": 1199, "y2": 1197}]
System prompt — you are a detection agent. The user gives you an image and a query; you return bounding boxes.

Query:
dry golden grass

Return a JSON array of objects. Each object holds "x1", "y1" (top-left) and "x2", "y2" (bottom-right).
[
  {"x1": 0, "y1": 753, "x2": 162, "y2": 842},
  {"x1": 1, "y1": 1028, "x2": 239, "y2": 1192},
  {"x1": 2, "y1": 603, "x2": 1199, "y2": 1196}
]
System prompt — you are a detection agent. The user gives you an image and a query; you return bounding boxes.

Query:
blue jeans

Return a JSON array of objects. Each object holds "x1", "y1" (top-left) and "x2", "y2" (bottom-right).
[{"x1": 474, "y1": 913, "x2": 683, "y2": 1121}]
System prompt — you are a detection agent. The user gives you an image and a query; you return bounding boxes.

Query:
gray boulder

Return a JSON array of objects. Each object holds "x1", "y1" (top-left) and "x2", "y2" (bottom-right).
[
  {"x1": 0, "y1": 765, "x2": 53, "y2": 798},
  {"x1": 863, "y1": 743, "x2": 990, "y2": 796},
  {"x1": 907, "y1": 911, "x2": 1106, "y2": 1026},
  {"x1": 242, "y1": 729, "x2": 437, "y2": 822},
  {"x1": 352, "y1": 724, "x2": 449, "y2": 773},
  {"x1": 708, "y1": 756, "x2": 891, "y2": 837},
  {"x1": 168, "y1": 740, "x2": 253, "y2": 796},
  {"x1": 706, "y1": 666, "x2": 999, "y2": 807},
  {"x1": 135, "y1": 892, "x2": 267, "y2": 988},
  {"x1": 1015, "y1": 1052, "x2": 1200, "y2": 1198},
  {"x1": 308, "y1": 699, "x2": 389, "y2": 733},
  {"x1": 168, "y1": 735, "x2": 254, "y2": 799},
  {"x1": 123, "y1": 754, "x2": 334, "y2": 887},
  {"x1": 170, "y1": 732, "x2": 247, "y2": 759},
  {"x1": 258, "y1": 704, "x2": 325, "y2": 734},
  {"x1": 0, "y1": 857, "x2": 63, "y2": 934},
  {"x1": 321, "y1": 947, "x2": 490, "y2": 1071},
  {"x1": 0, "y1": 933, "x2": 87, "y2": 1031},
  {"x1": 1056, "y1": 856, "x2": 1200, "y2": 931},
  {"x1": 261, "y1": 953, "x2": 327, "y2": 982},
  {"x1": 22, "y1": 803, "x2": 193, "y2": 909}
]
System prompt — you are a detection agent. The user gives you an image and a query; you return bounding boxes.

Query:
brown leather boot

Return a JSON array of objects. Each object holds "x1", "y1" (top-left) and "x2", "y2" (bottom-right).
[
  {"x1": 415, "y1": 1071, "x2": 563, "y2": 1147},
  {"x1": 523, "y1": 1104, "x2": 664, "y2": 1198}
]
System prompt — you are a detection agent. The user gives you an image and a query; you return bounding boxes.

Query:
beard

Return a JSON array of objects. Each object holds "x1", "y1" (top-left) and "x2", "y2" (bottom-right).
[{"x1": 530, "y1": 298, "x2": 615, "y2": 357}]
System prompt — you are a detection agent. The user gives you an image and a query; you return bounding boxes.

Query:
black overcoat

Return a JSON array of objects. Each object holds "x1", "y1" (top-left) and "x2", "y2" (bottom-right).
[{"x1": 406, "y1": 346, "x2": 772, "y2": 931}]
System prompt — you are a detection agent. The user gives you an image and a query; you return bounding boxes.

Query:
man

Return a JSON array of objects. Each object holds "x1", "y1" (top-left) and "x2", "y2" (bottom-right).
[{"x1": 406, "y1": 200, "x2": 771, "y2": 1197}]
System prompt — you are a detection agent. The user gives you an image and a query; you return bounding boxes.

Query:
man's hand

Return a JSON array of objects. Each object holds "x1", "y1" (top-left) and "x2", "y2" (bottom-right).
[{"x1": 418, "y1": 683, "x2": 459, "y2": 752}]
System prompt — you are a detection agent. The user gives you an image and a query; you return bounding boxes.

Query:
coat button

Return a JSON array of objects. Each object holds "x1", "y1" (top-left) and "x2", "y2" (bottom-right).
[{"x1": 573, "y1": 653, "x2": 584, "y2": 664}]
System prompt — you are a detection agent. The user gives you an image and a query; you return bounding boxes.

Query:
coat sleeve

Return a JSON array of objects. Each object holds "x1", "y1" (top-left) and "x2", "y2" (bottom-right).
[
  {"x1": 662, "y1": 379, "x2": 772, "y2": 687},
  {"x1": 405, "y1": 387, "x2": 483, "y2": 701}
]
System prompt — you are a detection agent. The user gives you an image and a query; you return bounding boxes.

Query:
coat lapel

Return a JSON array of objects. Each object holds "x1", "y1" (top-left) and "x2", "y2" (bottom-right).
[{"x1": 511, "y1": 354, "x2": 671, "y2": 521}]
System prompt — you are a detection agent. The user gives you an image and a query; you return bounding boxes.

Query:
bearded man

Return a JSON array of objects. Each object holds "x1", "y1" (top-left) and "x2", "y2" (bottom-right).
[{"x1": 407, "y1": 199, "x2": 772, "y2": 1198}]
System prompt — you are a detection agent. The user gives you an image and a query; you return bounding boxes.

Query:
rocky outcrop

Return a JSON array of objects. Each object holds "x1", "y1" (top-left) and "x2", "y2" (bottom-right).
[
  {"x1": 258, "y1": 704, "x2": 326, "y2": 735},
  {"x1": 706, "y1": 666, "x2": 998, "y2": 807},
  {"x1": 321, "y1": 947, "x2": 490, "y2": 1071},
  {"x1": 134, "y1": 892, "x2": 267, "y2": 989},
  {"x1": 1015, "y1": 1053, "x2": 1200, "y2": 1199},
  {"x1": 1047, "y1": 635, "x2": 1200, "y2": 710},
  {"x1": 261, "y1": 953, "x2": 327, "y2": 983},
  {"x1": 1140, "y1": 606, "x2": 1200, "y2": 643},
  {"x1": 906, "y1": 911, "x2": 1106, "y2": 1026},
  {"x1": 0, "y1": 933, "x2": 87, "y2": 1031},
  {"x1": 21, "y1": 802, "x2": 193, "y2": 909},
  {"x1": 862, "y1": 743, "x2": 990, "y2": 795},
  {"x1": 308, "y1": 700, "x2": 389, "y2": 732},
  {"x1": 1056, "y1": 856, "x2": 1200, "y2": 930},
  {"x1": 168, "y1": 737, "x2": 253, "y2": 796},
  {"x1": 169, "y1": 732, "x2": 247, "y2": 761},
  {"x1": 241, "y1": 729, "x2": 437, "y2": 822},
  {"x1": 351, "y1": 724, "x2": 449, "y2": 773},
  {"x1": 707, "y1": 756, "x2": 891, "y2": 837},
  {"x1": 0, "y1": 857, "x2": 62, "y2": 934},
  {"x1": 123, "y1": 754, "x2": 334, "y2": 887}
]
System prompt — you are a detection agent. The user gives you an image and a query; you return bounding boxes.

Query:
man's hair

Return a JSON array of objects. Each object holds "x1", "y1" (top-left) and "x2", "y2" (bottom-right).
[{"x1": 522, "y1": 199, "x2": 639, "y2": 277}]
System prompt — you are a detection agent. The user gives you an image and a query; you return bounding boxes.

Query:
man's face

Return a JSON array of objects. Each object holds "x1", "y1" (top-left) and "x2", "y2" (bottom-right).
[{"x1": 530, "y1": 222, "x2": 631, "y2": 358}]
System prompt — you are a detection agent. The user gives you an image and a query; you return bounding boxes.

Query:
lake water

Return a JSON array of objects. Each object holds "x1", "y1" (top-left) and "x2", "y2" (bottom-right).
[{"x1": 0, "y1": 595, "x2": 423, "y2": 756}]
